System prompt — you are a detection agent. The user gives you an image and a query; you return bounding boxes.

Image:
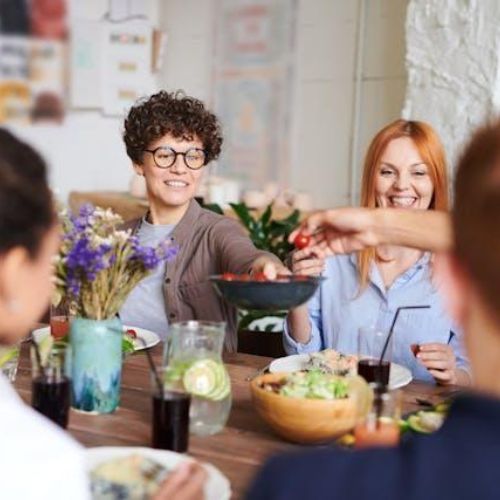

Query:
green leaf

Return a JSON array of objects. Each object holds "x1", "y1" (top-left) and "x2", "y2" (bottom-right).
[
  {"x1": 227, "y1": 201, "x2": 300, "y2": 262},
  {"x1": 230, "y1": 202, "x2": 256, "y2": 231},
  {"x1": 280, "y1": 209, "x2": 301, "y2": 226},
  {"x1": 238, "y1": 309, "x2": 286, "y2": 331},
  {"x1": 238, "y1": 310, "x2": 265, "y2": 331},
  {"x1": 203, "y1": 202, "x2": 224, "y2": 215},
  {"x1": 260, "y1": 204, "x2": 272, "y2": 230}
]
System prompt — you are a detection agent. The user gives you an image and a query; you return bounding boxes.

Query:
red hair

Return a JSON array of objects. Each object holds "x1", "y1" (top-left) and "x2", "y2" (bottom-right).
[{"x1": 358, "y1": 119, "x2": 449, "y2": 289}]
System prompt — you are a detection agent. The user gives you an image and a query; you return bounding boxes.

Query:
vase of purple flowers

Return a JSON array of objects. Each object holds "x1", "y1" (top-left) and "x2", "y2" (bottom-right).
[{"x1": 53, "y1": 204, "x2": 177, "y2": 414}]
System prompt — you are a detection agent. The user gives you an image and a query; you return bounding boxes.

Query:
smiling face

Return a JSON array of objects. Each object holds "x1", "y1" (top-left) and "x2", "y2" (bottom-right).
[
  {"x1": 134, "y1": 133, "x2": 205, "y2": 213},
  {"x1": 374, "y1": 136, "x2": 434, "y2": 210}
]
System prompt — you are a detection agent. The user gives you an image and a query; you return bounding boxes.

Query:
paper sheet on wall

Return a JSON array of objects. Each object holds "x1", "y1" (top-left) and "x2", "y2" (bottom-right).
[
  {"x1": 101, "y1": 19, "x2": 154, "y2": 116},
  {"x1": 69, "y1": 20, "x2": 102, "y2": 109},
  {"x1": 108, "y1": 0, "x2": 150, "y2": 21},
  {"x1": 0, "y1": 36, "x2": 30, "y2": 123}
]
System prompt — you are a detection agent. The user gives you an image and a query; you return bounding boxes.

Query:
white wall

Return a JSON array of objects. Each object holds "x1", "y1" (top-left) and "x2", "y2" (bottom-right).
[
  {"x1": 159, "y1": 0, "x2": 407, "y2": 208},
  {"x1": 356, "y1": 0, "x2": 407, "y2": 200},
  {"x1": 403, "y1": 0, "x2": 500, "y2": 169},
  {"x1": 8, "y1": 0, "x2": 407, "y2": 208},
  {"x1": 291, "y1": 0, "x2": 357, "y2": 208},
  {"x1": 159, "y1": 0, "x2": 216, "y2": 103},
  {"x1": 7, "y1": 0, "x2": 159, "y2": 202}
]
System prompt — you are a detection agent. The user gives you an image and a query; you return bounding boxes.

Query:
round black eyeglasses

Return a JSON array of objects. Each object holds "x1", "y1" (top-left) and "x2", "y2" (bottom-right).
[{"x1": 143, "y1": 146, "x2": 207, "y2": 170}]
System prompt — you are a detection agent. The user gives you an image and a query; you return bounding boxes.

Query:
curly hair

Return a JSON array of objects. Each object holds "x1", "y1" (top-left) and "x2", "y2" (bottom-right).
[{"x1": 123, "y1": 90, "x2": 223, "y2": 165}]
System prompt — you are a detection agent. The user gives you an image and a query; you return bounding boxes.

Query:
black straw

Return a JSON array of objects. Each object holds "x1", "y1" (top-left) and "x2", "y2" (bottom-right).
[
  {"x1": 378, "y1": 305, "x2": 431, "y2": 375},
  {"x1": 32, "y1": 340, "x2": 48, "y2": 380},
  {"x1": 137, "y1": 336, "x2": 164, "y2": 396},
  {"x1": 375, "y1": 305, "x2": 431, "y2": 425}
]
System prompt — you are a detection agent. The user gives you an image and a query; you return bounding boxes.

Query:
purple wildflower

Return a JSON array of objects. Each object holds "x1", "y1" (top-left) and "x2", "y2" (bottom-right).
[
  {"x1": 55, "y1": 204, "x2": 179, "y2": 318},
  {"x1": 65, "y1": 236, "x2": 112, "y2": 283},
  {"x1": 130, "y1": 239, "x2": 179, "y2": 271},
  {"x1": 70, "y1": 203, "x2": 95, "y2": 233}
]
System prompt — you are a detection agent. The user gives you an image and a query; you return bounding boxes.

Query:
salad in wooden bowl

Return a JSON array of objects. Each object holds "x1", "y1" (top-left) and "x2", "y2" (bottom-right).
[{"x1": 250, "y1": 371, "x2": 372, "y2": 444}]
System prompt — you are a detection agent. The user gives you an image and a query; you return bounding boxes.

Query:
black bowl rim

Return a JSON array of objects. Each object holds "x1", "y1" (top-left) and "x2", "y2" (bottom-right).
[{"x1": 209, "y1": 274, "x2": 326, "y2": 284}]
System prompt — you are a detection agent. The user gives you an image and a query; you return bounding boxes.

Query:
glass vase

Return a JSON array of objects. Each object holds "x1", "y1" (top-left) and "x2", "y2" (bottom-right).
[{"x1": 70, "y1": 316, "x2": 122, "y2": 414}]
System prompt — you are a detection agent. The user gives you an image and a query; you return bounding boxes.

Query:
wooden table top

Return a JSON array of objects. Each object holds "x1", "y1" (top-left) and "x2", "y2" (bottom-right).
[{"x1": 14, "y1": 344, "x2": 459, "y2": 499}]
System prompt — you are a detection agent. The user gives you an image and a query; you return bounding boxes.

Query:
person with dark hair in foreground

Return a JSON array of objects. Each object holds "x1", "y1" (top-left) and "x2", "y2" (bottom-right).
[
  {"x1": 120, "y1": 90, "x2": 286, "y2": 351},
  {"x1": 0, "y1": 128, "x2": 205, "y2": 500},
  {"x1": 0, "y1": 128, "x2": 88, "y2": 500},
  {"x1": 247, "y1": 121, "x2": 500, "y2": 500}
]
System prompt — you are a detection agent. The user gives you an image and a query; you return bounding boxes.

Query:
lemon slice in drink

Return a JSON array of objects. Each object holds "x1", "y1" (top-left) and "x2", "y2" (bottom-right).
[
  {"x1": 0, "y1": 346, "x2": 18, "y2": 367},
  {"x1": 206, "y1": 371, "x2": 230, "y2": 401},
  {"x1": 183, "y1": 359, "x2": 230, "y2": 400},
  {"x1": 35, "y1": 334, "x2": 54, "y2": 367}
]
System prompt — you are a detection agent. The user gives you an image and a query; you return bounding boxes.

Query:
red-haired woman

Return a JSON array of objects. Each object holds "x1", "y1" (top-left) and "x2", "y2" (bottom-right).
[{"x1": 285, "y1": 120, "x2": 470, "y2": 385}]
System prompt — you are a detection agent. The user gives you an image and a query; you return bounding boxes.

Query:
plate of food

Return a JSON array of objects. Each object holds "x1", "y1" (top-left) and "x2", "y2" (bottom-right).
[
  {"x1": 336, "y1": 399, "x2": 451, "y2": 448},
  {"x1": 404, "y1": 400, "x2": 450, "y2": 434},
  {"x1": 31, "y1": 325, "x2": 160, "y2": 353},
  {"x1": 210, "y1": 273, "x2": 324, "y2": 311},
  {"x1": 269, "y1": 349, "x2": 413, "y2": 390},
  {"x1": 86, "y1": 447, "x2": 231, "y2": 500}
]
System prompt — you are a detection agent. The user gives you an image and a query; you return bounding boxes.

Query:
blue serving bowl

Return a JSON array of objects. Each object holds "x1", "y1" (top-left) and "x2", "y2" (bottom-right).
[{"x1": 209, "y1": 275, "x2": 324, "y2": 311}]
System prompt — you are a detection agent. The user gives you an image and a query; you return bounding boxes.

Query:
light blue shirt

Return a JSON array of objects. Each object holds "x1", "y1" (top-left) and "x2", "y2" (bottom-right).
[
  {"x1": 119, "y1": 218, "x2": 175, "y2": 340},
  {"x1": 283, "y1": 253, "x2": 469, "y2": 383}
]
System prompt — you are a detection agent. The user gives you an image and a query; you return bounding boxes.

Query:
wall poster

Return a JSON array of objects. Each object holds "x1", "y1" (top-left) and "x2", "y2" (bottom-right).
[
  {"x1": 0, "y1": 0, "x2": 67, "y2": 124},
  {"x1": 213, "y1": 0, "x2": 296, "y2": 188}
]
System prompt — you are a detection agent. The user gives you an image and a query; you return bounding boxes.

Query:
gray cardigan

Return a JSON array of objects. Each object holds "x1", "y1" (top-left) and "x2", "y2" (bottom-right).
[{"x1": 122, "y1": 200, "x2": 281, "y2": 352}]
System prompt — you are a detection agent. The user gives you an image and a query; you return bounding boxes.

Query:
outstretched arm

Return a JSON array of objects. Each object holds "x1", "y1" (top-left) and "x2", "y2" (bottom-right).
[{"x1": 289, "y1": 208, "x2": 452, "y2": 254}]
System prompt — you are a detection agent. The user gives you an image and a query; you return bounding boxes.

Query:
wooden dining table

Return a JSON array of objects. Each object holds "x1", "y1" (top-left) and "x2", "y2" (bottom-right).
[{"x1": 13, "y1": 344, "x2": 459, "y2": 499}]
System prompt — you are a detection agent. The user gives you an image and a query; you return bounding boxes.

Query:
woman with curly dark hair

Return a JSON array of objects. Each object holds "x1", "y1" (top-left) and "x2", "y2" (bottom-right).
[{"x1": 120, "y1": 90, "x2": 286, "y2": 351}]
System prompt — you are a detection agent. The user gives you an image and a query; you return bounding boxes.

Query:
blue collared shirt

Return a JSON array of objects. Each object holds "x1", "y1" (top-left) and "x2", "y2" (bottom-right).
[{"x1": 283, "y1": 253, "x2": 469, "y2": 382}]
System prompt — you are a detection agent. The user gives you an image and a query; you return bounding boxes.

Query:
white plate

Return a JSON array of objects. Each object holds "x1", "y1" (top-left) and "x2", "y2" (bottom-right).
[
  {"x1": 31, "y1": 325, "x2": 160, "y2": 351},
  {"x1": 269, "y1": 353, "x2": 413, "y2": 390},
  {"x1": 86, "y1": 446, "x2": 231, "y2": 500}
]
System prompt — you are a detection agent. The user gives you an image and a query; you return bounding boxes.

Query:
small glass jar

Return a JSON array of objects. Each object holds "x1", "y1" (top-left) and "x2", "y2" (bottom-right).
[{"x1": 354, "y1": 384, "x2": 401, "y2": 448}]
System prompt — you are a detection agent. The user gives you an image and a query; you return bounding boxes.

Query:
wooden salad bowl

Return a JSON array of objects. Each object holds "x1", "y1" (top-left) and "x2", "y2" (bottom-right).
[{"x1": 250, "y1": 372, "x2": 372, "y2": 444}]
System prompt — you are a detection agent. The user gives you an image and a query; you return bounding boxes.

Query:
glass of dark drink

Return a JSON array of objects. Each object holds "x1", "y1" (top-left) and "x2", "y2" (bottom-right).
[
  {"x1": 152, "y1": 370, "x2": 191, "y2": 452},
  {"x1": 357, "y1": 326, "x2": 393, "y2": 386},
  {"x1": 31, "y1": 342, "x2": 71, "y2": 428}
]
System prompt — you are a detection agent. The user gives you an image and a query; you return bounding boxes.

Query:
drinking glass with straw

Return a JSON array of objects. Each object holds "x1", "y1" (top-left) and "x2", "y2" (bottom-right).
[
  {"x1": 31, "y1": 339, "x2": 71, "y2": 429},
  {"x1": 377, "y1": 305, "x2": 431, "y2": 388},
  {"x1": 138, "y1": 337, "x2": 191, "y2": 453},
  {"x1": 357, "y1": 326, "x2": 393, "y2": 386},
  {"x1": 356, "y1": 305, "x2": 431, "y2": 445},
  {"x1": 371, "y1": 306, "x2": 433, "y2": 442}
]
